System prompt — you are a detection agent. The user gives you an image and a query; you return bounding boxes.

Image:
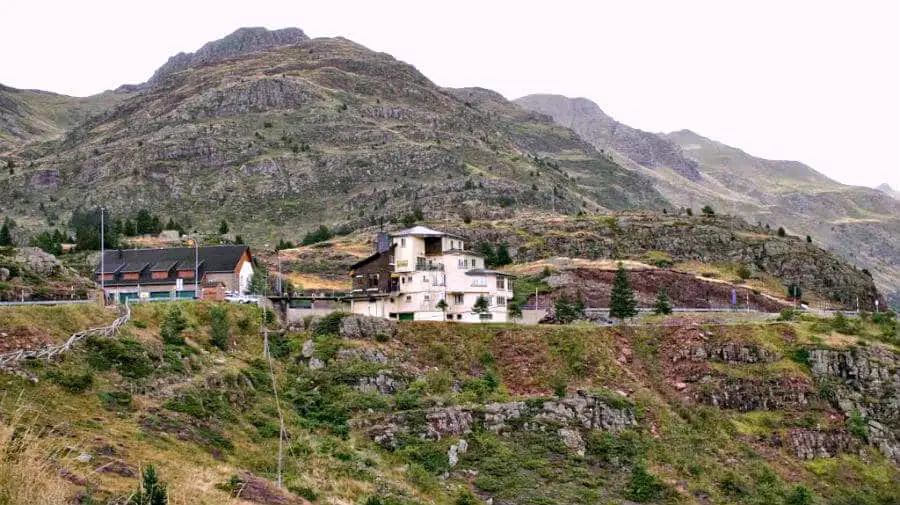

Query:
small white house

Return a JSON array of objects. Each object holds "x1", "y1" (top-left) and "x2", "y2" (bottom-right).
[{"x1": 347, "y1": 226, "x2": 514, "y2": 322}]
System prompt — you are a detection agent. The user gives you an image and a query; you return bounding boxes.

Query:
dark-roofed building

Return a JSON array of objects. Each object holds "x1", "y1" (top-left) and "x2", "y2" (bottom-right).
[
  {"x1": 348, "y1": 226, "x2": 513, "y2": 322},
  {"x1": 96, "y1": 245, "x2": 254, "y2": 303}
]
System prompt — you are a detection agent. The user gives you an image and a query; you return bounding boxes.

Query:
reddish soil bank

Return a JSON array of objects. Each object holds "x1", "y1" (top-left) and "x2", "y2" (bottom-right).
[{"x1": 531, "y1": 268, "x2": 786, "y2": 311}]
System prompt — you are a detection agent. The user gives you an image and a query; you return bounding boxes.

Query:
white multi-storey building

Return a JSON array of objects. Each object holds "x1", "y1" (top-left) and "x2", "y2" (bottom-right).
[{"x1": 347, "y1": 226, "x2": 514, "y2": 322}]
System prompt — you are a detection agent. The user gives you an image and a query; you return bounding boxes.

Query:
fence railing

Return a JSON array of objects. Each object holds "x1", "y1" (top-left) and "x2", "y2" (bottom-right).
[{"x1": 0, "y1": 303, "x2": 130, "y2": 367}]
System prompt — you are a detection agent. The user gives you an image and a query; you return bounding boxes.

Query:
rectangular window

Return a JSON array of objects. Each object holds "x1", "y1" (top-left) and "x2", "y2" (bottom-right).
[
  {"x1": 497, "y1": 297, "x2": 506, "y2": 306},
  {"x1": 401, "y1": 238, "x2": 406, "y2": 247},
  {"x1": 151, "y1": 271, "x2": 170, "y2": 280},
  {"x1": 98, "y1": 273, "x2": 114, "y2": 281},
  {"x1": 122, "y1": 272, "x2": 140, "y2": 280},
  {"x1": 453, "y1": 293, "x2": 464, "y2": 305},
  {"x1": 178, "y1": 270, "x2": 195, "y2": 279},
  {"x1": 496, "y1": 277, "x2": 505, "y2": 289},
  {"x1": 471, "y1": 277, "x2": 487, "y2": 287},
  {"x1": 405, "y1": 295, "x2": 412, "y2": 302},
  {"x1": 423, "y1": 294, "x2": 431, "y2": 302}
]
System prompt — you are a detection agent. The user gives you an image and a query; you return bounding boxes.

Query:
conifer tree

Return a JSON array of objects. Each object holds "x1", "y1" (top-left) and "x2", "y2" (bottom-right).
[
  {"x1": 0, "y1": 221, "x2": 12, "y2": 246},
  {"x1": 653, "y1": 286, "x2": 673, "y2": 315},
  {"x1": 495, "y1": 242, "x2": 512, "y2": 266},
  {"x1": 609, "y1": 262, "x2": 638, "y2": 320}
]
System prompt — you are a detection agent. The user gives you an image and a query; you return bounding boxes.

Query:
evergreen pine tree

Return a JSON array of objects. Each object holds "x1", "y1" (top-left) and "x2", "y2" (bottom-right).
[
  {"x1": 209, "y1": 306, "x2": 230, "y2": 351},
  {"x1": 653, "y1": 287, "x2": 673, "y2": 315},
  {"x1": 219, "y1": 220, "x2": 229, "y2": 234},
  {"x1": 477, "y1": 241, "x2": 496, "y2": 267},
  {"x1": 495, "y1": 242, "x2": 512, "y2": 266},
  {"x1": 129, "y1": 464, "x2": 167, "y2": 505},
  {"x1": 0, "y1": 221, "x2": 12, "y2": 246},
  {"x1": 473, "y1": 295, "x2": 490, "y2": 320},
  {"x1": 609, "y1": 262, "x2": 638, "y2": 320}
]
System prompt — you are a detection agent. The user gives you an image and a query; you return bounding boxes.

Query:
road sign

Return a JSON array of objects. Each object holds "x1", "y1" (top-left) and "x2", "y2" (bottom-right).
[{"x1": 176, "y1": 278, "x2": 184, "y2": 291}]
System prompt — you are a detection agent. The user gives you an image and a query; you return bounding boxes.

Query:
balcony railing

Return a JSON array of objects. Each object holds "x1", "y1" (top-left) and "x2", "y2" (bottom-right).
[{"x1": 415, "y1": 261, "x2": 444, "y2": 271}]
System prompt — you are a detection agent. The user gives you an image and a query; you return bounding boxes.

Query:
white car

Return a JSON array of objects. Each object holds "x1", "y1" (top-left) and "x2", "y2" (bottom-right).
[{"x1": 225, "y1": 293, "x2": 259, "y2": 304}]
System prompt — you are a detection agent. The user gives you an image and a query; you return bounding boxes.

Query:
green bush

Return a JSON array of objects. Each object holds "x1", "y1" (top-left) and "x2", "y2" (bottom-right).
[
  {"x1": 624, "y1": 463, "x2": 665, "y2": 502},
  {"x1": 289, "y1": 486, "x2": 318, "y2": 501},
  {"x1": 784, "y1": 485, "x2": 815, "y2": 505},
  {"x1": 98, "y1": 391, "x2": 133, "y2": 411},
  {"x1": 789, "y1": 348, "x2": 811, "y2": 366},
  {"x1": 85, "y1": 336, "x2": 155, "y2": 380},
  {"x1": 314, "y1": 312, "x2": 348, "y2": 336},
  {"x1": 209, "y1": 305, "x2": 230, "y2": 350},
  {"x1": 46, "y1": 369, "x2": 94, "y2": 393},
  {"x1": 161, "y1": 305, "x2": 188, "y2": 345},
  {"x1": 847, "y1": 409, "x2": 868, "y2": 440},
  {"x1": 778, "y1": 308, "x2": 797, "y2": 321}
]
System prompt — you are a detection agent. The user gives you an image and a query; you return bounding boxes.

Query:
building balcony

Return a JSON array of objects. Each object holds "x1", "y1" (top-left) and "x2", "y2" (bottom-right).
[{"x1": 415, "y1": 261, "x2": 444, "y2": 271}]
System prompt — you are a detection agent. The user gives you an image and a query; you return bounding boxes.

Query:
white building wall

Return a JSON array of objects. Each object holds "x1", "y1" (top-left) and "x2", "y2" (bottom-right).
[{"x1": 238, "y1": 261, "x2": 254, "y2": 294}]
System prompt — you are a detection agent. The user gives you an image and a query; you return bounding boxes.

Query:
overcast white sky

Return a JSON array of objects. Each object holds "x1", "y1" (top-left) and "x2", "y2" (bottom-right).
[{"x1": 3, "y1": 0, "x2": 898, "y2": 189}]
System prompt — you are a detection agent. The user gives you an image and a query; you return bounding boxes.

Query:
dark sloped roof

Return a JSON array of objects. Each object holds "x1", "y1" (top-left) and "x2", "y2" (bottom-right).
[
  {"x1": 150, "y1": 261, "x2": 178, "y2": 272},
  {"x1": 350, "y1": 244, "x2": 395, "y2": 271},
  {"x1": 464, "y1": 269, "x2": 515, "y2": 277},
  {"x1": 96, "y1": 245, "x2": 249, "y2": 274},
  {"x1": 120, "y1": 262, "x2": 150, "y2": 273}
]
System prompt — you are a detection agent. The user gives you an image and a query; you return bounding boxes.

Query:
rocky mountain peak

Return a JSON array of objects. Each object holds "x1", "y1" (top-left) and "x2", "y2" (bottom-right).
[
  {"x1": 877, "y1": 183, "x2": 900, "y2": 200},
  {"x1": 149, "y1": 26, "x2": 309, "y2": 83},
  {"x1": 516, "y1": 94, "x2": 703, "y2": 181}
]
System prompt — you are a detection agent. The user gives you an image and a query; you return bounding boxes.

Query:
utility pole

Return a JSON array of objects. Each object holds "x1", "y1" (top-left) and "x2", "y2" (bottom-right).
[
  {"x1": 195, "y1": 238, "x2": 200, "y2": 300},
  {"x1": 277, "y1": 249, "x2": 283, "y2": 296},
  {"x1": 100, "y1": 207, "x2": 105, "y2": 305}
]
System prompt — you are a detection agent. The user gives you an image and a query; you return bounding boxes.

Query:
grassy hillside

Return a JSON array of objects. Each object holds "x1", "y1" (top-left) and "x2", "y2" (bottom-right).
[{"x1": 0, "y1": 302, "x2": 897, "y2": 504}]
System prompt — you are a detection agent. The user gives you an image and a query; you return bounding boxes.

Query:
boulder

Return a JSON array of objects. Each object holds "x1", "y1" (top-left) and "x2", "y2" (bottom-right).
[{"x1": 339, "y1": 315, "x2": 397, "y2": 340}]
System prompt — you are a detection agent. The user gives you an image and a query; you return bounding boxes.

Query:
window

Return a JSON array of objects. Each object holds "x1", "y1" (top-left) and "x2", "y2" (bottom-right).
[
  {"x1": 422, "y1": 275, "x2": 429, "y2": 283},
  {"x1": 151, "y1": 271, "x2": 169, "y2": 280},
  {"x1": 423, "y1": 294, "x2": 431, "y2": 302},
  {"x1": 497, "y1": 297, "x2": 506, "y2": 306},
  {"x1": 456, "y1": 314, "x2": 462, "y2": 320},
  {"x1": 400, "y1": 238, "x2": 406, "y2": 247},
  {"x1": 405, "y1": 295, "x2": 412, "y2": 302},
  {"x1": 458, "y1": 258, "x2": 464, "y2": 268},
  {"x1": 496, "y1": 277, "x2": 505, "y2": 289},
  {"x1": 122, "y1": 272, "x2": 139, "y2": 280},
  {"x1": 453, "y1": 293, "x2": 465, "y2": 305},
  {"x1": 178, "y1": 270, "x2": 195, "y2": 279},
  {"x1": 446, "y1": 314, "x2": 453, "y2": 320},
  {"x1": 471, "y1": 277, "x2": 487, "y2": 287},
  {"x1": 479, "y1": 313, "x2": 493, "y2": 320}
]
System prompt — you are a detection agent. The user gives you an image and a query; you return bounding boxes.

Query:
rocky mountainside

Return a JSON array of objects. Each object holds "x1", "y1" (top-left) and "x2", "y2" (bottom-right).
[
  {"x1": 0, "y1": 303, "x2": 897, "y2": 504},
  {"x1": 147, "y1": 26, "x2": 309, "y2": 84},
  {"x1": 0, "y1": 85, "x2": 131, "y2": 153},
  {"x1": 515, "y1": 94, "x2": 900, "y2": 309},
  {"x1": 877, "y1": 183, "x2": 900, "y2": 200},
  {"x1": 0, "y1": 28, "x2": 662, "y2": 241}
]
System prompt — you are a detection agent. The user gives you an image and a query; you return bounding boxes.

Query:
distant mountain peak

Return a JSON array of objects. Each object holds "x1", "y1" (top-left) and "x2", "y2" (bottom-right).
[
  {"x1": 149, "y1": 26, "x2": 309, "y2": 83},
  {"x1": 877, "y1": 183, "x2": 900, "y2": 200},
  {"x1": 516, "y1": 94, "x2": 703, "y2": 181}
]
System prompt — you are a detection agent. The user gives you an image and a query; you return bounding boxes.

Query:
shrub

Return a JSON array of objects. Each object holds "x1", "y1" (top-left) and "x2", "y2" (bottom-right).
[
  {"x1": 209, "y1": 305, "x2": 230, "y2": 350},
  {"x1": 554, "y1": 294, "x2": 585, "y2": 323},
  {"x1": 785, "y1": 485, "x2": 815, "y2": 505},
  {"x1": 85, "y1": 336, "x2": 154, "y2": 379},
  {"x1": 314, "y1": 312, "x2": 347, "y2": 336},
  {"x1": 777, "y1": 226, "x2": 786, "y2": 237},
  {"x1": 98, "y1": 391, "x2": 133, "y2": 411},
  {"x1": 46, "y1": 370, "x2": 94, "y2": 393},
  {"x1": 737, "y1": 264, "x2": 752, "y2": 280},
  {"x1": 701, "y1": 205, "x2": 715, "y2": 216},
  {"x1": 653, "y1": 287, "x2": 672, "y2": 315},
  {"x1": 301, "y1": 225, "x2": 333, "y2": 246},
  {"x1": 685, "y1": 208, "x2": 693, "y2": 216},
  {"x1": 129, "y1": 465, "x2": 167, "y2": 505},
  {"x1": 289, "y1": 486, "x2": 318, "y2": 501},
  {"x1": 610, "y1": 263, "x2": 637, "y2": 320},
  {"x1": 847, "y1": 409, "x2": 868, "y2": 440},
  {"x1": 456, "y1": 490, "x2": 479, "y2": 505},
  {"x1": 778, "y1": 308, "x2": 797, "y2": 321},
  {"x1": 160, "y1": 305, "x2": 188, "y2": 345},
  {"x1": 789, "y1": 348, "x2": 811, "y2": 366},
  {"x1": 624, "y1": 463, "x2": 665, "y2": 502}
]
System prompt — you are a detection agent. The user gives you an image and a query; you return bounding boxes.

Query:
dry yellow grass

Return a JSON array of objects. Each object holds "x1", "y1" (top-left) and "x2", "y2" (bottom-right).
[
  {"x1": 503, "y1": 257, "x2": 654, "y2": 276},
  {"x1": 0, "y1": 409, "x2": 72, "y2": 505},
  {"x1": 286, "y1": 272, "x2": 351, "y2": 291}
]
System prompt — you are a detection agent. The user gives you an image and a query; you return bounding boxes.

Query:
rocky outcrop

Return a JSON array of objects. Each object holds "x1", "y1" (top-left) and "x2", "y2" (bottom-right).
[
  {"x1": 693, "y1": 376, "x2": 812, "y2": 411},
  {"x1": 339, "y1": 315, "x2": 398, "y2": 341},
  {"x1": 809, "y1": 347, "x2": 900, "y2": 462},
  {"x1": 356, "y1": 373, "x2": 404, "y2": 395},
  {"x1": 677, "y1": 341, "x2": 781, "y2": 365},
  {"x1": 783, "y1": 428, "x2": 859, "y2": 460},
  {"x1": 149, "y1": 27, "x2": 309, "y2": 84},
  {"x1": 362, "y1": 391, "x2": 636, "y2": 453}
]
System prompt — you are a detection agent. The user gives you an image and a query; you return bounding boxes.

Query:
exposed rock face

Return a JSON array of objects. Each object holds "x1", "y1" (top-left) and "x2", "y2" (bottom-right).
[
  {"x1": 693, "y1": 376, "x2": 812, "y2": 411},
  {"x1": 14, "y1": 247, "x2": 61, "y2": 276},
  {"x1": 784, "y1": 428, "x2": 859, "y2": 460},
  {"x1": 339, "y1": 315, "x2": 397, "y2": 341},
  {"x1": 149, "y1": 27, "x2": 309, "y2": 83},
  {"x1": 809, "y1": 347, "x2": 900, "y2": 463},
  {"x1": 363, "y1": 392, "x2": 636, "y2": 453},
  {"x1": 678, "y1": 342, "x2": 780, "y2": 365},
  {"x1": 356, "y1": 373, "x2": 404, "y2": 394}
]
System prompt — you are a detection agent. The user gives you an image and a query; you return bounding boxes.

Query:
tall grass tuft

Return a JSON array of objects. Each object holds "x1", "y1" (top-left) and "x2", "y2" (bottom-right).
[{"x1": 0, "y1": 409, "x2": 70, "y2": 505}]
